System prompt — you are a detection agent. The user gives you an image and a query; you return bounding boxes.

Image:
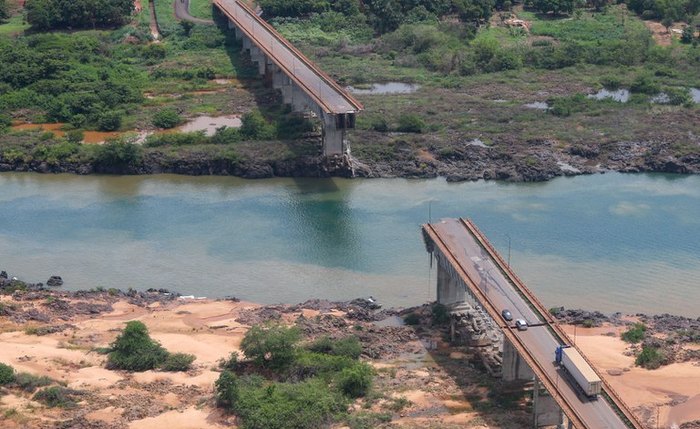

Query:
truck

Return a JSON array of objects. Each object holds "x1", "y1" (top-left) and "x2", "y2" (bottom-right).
[{"x1": 555, "y1": 345, "x2": 602, "y2": 398}]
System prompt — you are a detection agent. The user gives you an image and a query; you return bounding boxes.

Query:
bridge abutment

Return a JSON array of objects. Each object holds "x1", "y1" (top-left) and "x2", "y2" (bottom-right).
[{"x1": 502, "y1": 337, "x2": 534, "y2": 381}]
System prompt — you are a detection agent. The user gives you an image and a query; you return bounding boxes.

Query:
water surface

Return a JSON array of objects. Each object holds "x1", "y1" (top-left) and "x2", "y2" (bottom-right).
[{"x1": 0, "y1": 172, "x2": 698, "y2": 316}]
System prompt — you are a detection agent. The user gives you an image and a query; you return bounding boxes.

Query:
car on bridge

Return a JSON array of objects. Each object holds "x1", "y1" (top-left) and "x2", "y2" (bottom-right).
[
  {"x1": 501, "y1": 309, "x2": 513, "y2": 321},
  {"x1": 515, "y1": 319, "x2": 528, "y2": 331}
]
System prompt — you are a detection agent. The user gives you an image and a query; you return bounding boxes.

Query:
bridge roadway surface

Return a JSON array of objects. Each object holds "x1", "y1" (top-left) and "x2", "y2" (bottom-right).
[
  {"x1": 212, "y1": 0, "x2": 362, "y2": 115},
  {"x1": 428, "y1": 219, "x2": 629, "y2": 429}
]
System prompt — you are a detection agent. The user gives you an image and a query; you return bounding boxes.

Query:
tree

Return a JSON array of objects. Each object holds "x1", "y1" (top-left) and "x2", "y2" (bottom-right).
[
  {"x1": 662, "y1": 17, "x2": 673, "y2": 34},
  {"x1": 0, "y1": 0, "x2": 9, "y2": 21},
  {"x1": 107, "y1": 321, "x2": 169, "y2": 371},
  {"x1": 240, "y1": 324, "x2": 300, "y2": 369},
  {"x1": 680, "y1": 25, "x2": 694, "y2": 43},
  {"x1": 532, "y1": 0, "x2": 584, "y2": 15},
  {"x1": 152, "y1": 108, "x2": 182, "y2": 129}
]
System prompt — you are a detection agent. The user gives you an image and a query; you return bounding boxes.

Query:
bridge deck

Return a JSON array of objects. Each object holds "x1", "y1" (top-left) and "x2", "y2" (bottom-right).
[
  {"x1": 213, "y1": 0, "x2": 362, "y2": 115},
  {"x1": 424, "y1": 218, "x2": 644, "y2": 429}
]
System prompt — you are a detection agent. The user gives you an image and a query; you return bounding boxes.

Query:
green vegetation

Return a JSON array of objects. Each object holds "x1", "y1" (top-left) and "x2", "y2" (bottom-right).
[
  {"x1": 106, "y1": 320, "x2": 195, "y2": 372},
  {"x1": 621, "y1": 323, "x2": 647, "y2": 343},
  {"x1": 403, "y1": 312, "x2": 421, "y2": 325},
  {"x1": 188, "y1": 0, "x2": 214, "y2": 20},
  {"x1": 0, "y1": 362, "x2": 15, "y2": 385},
  {"x1": 431, "y1": 303, "x2": 450, "y2": 325},
  {"x1": 13, "y1": 372, "x2": 54, "y2": 392},
  {"x1": 152, "y1": 108, "x2": 183, "y2": 129},
  {"x1": 25, "y1": 0, "x2": 133, "y2": 30},
  {"x1": 0, "y1": 0, "x2": 9, "y2": 21},
  {"x1": 33, "y1": 386, "x2": 78, "y2": 408},
  {"x1": 216, "y1": 323, "x2": 375, "y2": 429},
  {"x1": 627, "y1": 0, "x2": 700, "y2": 21},
  {"x1": 635, "y1": 345, "x2": 666, "y2": 369}
]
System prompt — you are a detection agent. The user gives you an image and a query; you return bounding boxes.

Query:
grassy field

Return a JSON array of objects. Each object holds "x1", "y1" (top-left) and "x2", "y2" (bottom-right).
[
  {"x1": 0, "y1": 13, "x2": 29, "y2": 36},
  {"x1": 188, "y1": 0, "x2": 214, "y2": 20}
]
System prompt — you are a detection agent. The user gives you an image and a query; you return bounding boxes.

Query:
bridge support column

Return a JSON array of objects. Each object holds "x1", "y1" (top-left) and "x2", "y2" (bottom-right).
[
  {"x1": 532, "y1": 377, "x2": 564, "y2": 428},
  {"x1": 502, "y1": 337, "x2": 534, "y2": 381},
  {"x1": 321, "y1": 113, "x2": 344, "y2": 155},
  {"x1": 436, "y1": 261, "x2": 465, "y2": 305}
]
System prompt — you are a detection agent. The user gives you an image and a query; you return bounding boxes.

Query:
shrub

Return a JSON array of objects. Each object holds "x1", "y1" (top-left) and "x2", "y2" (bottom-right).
[
  {"x1": 630, "y1": 74, "x2": 660, "y2": 95},
  {"x1": 152, "y1": 108, "x2": 182, "y2": 129},
  {"x1": 621, "y1": 323, "x2": 647, "y2": 343},
  {"x1": 431, "y1": 303, "x2": 450, "y2": 325},
  {"x1": 65, "y1": 129, "x2": 84, "y2": 144},
  {"x1": 0, "y1": 363, "x2": 15, "y2": 385},
  {"x1": 308, "y1": 336, "x2": 362, "y2": 360},
  {"x1": 144, "y1": 131, "x2": 207, "y2": 147},
  {"x1": 240, "y1": 324, "x2": 301, "y2": 369},
  {"x1": 337, "y1": 362, "x2": 373, "y2": 398},
  {"x1": 396, "y1": 114, "x2": 425, "y2": 133},
  {"x1": 635, "y1": 345, "x2": 665, "y2": 369},
  {"x1": 33, "y1": 386, "x2": 77, "y2": 408},
  {"x1": 13, "y1": 372, "x2": 53, "y2": 392},
  {"x1": 288, "y1": 350, "x2": 355, "y2": 381},
  {"x1": 160, "y1": 353, "x2": 196, "y2": 372},
  {"x1": 95, "y1": 140, "x2": 142, "y2": 166},
  {"x1": 97, "y1": 111, "x2": 122, "y2": 131},
  {"x1": 240, "y1": 111, "x2": 275, "y2": 140},
  {"x1": 215, "y1": 370, "x2": 241, "y2": 408},
  {"x1": 107, "y1": 321, "x2": 169, "y2": 371},
  {"x1": 403, "y1": 312, "x2": 420, "y2": 325},
  {"x1": 220, "y1": 351, "x2": 239, "y2": 371},
  {"x1": 664, "y1": 87, "x2": 691, "y2": 106},
  {"x1": 233, "y1": 378, "x2": 347, "y2": 429}
]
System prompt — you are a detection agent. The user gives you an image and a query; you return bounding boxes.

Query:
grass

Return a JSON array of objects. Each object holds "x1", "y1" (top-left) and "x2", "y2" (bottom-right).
[
  {"x1": 0, "y1": 14, "x2": 29, "y2": 37},
  {"x1": 189, "y1": 0, "x2": 214, "y2": 20}
]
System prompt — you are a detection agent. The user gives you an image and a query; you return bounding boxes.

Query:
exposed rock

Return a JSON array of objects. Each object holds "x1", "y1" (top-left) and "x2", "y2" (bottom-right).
[{"x1": 46, "y1": 275, "x2": 63, "y2": 287}]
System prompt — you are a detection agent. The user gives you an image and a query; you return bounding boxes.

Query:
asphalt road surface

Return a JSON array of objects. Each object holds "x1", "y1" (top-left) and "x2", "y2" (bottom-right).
[{"x1": 432, "y1": 219, "x2": 629, "y2": 429}]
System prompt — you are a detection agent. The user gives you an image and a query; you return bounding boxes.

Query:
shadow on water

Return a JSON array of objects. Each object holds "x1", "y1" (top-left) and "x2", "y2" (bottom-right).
[{"x1": 283, "y1": 178, "x2": 362, "y2": 270}]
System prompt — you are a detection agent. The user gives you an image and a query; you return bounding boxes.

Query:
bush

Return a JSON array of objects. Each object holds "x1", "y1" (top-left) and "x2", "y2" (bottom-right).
[
  {"x1": 95, "y1": 140, "x2": 142, "y2": 166},
  {"x1": 13, "y1": 372, "x2": 53, "y2": 392},
  {"x1": 403, "y1": 312, "x2": 420, "y2": 325},
  {"x1": 635, "y1": 345, "x2": 665, "y2": 369},
  {"x1": 431, "y1": 303, "x2": 450, "y2": 325},
  {"x1": 65, "y1": 129, "x2": 84, "y2": 144},
  {"x1": 144, "y1": 131, "x2": 207, "y2": 147},
  {"x1": 97, "y1": 111, "x2": 123, "y2": 131},
  {"x1": 621, "y1": 323, "x2": 647, "y2": 343},
  {"x1": 33, "y1": 386, "x2": 77, "y2": 408},
  {"x1": 230, "y1": 378, "x2": 347, "y2": 429},
  {"x1": 240, "y1": 111, "x2": 275, "y2": 140},
  {"x1": 160, "y1": 353, "x2": 196, "y2": 372},
  {"x1": 308, "y1": 336, "x2": 362, "y2": 360},
  {"x1": 630, "y1": 74, "x2": 660, "y2": 95},
  {"x1": 241, "y1": 324, "x2": 301, "y2": 369},
  {"x1": 337, "y1": 363, "x2": 373, "y2": 398},
  {"x1": 215, "y1": 370, "x2": 241, "y2": 408},
  {"x1": 220, "y1": 351, "x2": 239, "y2": 371},
  {"x1": 0, "y1": 363, "x2": 15, "y2": 385},
  {"x1": 396, "y1": 114, "x2": 425, "y2": 133},
  {"x1": 152, "y1": 108, "x2": 182, "y2": 129},
  {"x1": 288, "y1": 350, "x2": 355, "y2": 381},
  {"x1": 107, "y1": 321, "x2": 169, "y2": 371}
]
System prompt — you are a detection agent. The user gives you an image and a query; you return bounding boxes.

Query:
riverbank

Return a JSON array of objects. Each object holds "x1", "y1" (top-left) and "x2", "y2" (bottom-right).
[
  {"x1": 1, "y1": 134, "x2": 699, "y2": 182},
  {"x1": 0, "y1": 271, "x2": 698, "y2": 428}
]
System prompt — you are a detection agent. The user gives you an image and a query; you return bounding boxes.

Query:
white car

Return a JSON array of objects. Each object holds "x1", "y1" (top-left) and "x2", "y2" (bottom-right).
[{"x1": 515, "y1": 319, "x2": 528, "y2": 331}]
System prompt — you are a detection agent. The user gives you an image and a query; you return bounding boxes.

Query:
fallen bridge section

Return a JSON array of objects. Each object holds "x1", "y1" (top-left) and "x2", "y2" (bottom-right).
[{"x1": 213, "y1": 0, "x2": 363, "y2": 155}]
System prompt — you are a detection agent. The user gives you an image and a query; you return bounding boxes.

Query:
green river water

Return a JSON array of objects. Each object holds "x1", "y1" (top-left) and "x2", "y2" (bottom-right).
[{"x1": 0, "y1": 172, "x2": 698, "y2": 316}]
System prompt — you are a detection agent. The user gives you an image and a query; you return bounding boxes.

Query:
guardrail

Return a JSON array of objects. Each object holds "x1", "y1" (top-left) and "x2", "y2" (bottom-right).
[
  {"x1": 212, "y1": 0, "x2": 362, "y2": 115},
  {"x1": 459, "y1": 218, "x2": 645, "y2": 429},
  {"x1": 423, "y1": 223, "x2": 590, "y2": 429}
]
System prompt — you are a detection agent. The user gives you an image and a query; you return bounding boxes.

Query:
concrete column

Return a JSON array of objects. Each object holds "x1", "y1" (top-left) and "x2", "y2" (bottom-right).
[
  {"x1": 532, "y1": 377, "x2": 563, "y2": 427},
  {"x1": 502, "y1": 337, "x2": 534, "y2": 381},
  {"x1": 321, "y1": 113, "x2": 344, "y2": 155},
  {"x1": 436, "y1": 262, "x2": 465, "y2": 305},
  {"x1": 242, "y1": 36, "x2": 251, "y2": 51}
]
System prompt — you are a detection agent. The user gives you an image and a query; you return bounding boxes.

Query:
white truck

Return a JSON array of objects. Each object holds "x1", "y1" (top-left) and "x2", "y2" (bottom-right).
[{"x1": 555, "y1": 345, "x2": 602, "y2": 398}]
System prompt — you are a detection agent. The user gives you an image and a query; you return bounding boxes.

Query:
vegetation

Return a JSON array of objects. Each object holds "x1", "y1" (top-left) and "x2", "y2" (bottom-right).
[
  {"x1": 0, "y1": 362, "x2": 15, "y2": 385},
  {"x1": 635, "y1": 345, "x2": 666, "y2": 369},
  {"x1": 33, "y1": 386, "x2": 78, "y2": 408},
  {"x1": 152, "y1": 108, "x2": 183, "y2": 129},
  {"x1": 13, "y1": 372, "x2": 54, "y2": 392},
  {"x1": 432, "y1": 303, "x2": 450, "y2": 325},
  {"x1": 621, "y1": 323, "x2": 647, "y2": 343},
  {"x1": 25, "y1": 0, "x2": 133, "y2": 30},
  {"x1": 0, "y1": 0, "x2": 8, "y2": 21},
  {"x1": 216, "y1": 323, "x2": 375, "y2": 429},
  {"x1": 403, "y1": 312, "x2": 421, "y2": 325},
  {"x1": 106, "y1": 320, "x2": 195, "y2": 372}
]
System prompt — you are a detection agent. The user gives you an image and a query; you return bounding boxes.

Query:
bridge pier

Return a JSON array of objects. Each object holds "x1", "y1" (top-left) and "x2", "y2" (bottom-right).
[
  {"x1": 502, "y1": 337, "x2": 534, "y2": 381},
  {"x1": 436, "y1": 262, "x2": 466, "y2": 305},
  {"x1": 533, "y1": 377, "x2": 565, "y2": 428},
  {"x1": 219, "y1": 10, "x2": 360, "y2": 157}
]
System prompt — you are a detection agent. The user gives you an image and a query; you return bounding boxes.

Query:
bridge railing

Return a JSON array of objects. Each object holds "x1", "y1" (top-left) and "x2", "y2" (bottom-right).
[
  {"x1": 460, "y1": 218, "x2": 645, "y2": 429},
  {"x1": 213, "y1": 0, "x2": 362, "y2": 115}
]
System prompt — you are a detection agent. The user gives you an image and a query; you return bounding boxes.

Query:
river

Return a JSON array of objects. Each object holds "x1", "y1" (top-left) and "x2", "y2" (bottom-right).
[{"x1": 0, "y1": 172, "x2": 698, "y2": 317}]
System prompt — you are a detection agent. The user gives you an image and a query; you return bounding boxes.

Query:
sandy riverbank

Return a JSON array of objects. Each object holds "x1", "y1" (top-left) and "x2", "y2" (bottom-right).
[{"x1": 0, "y1": 290, "x2": 697, "y2": 428}]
